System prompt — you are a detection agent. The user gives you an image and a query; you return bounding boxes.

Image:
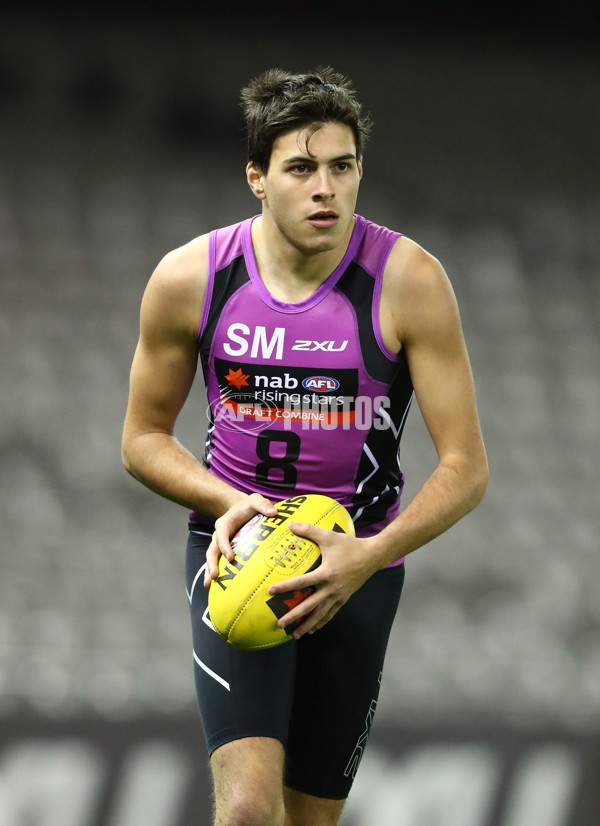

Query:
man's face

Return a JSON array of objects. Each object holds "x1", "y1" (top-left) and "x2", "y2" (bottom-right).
[{"x1": 251, "y1": 122, "x2": 363, "y2": 256}]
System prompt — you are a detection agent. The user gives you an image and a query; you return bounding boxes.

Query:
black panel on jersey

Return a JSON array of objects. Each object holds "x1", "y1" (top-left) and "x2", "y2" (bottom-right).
[
  {"x1": 350, "y1": 351, "x2": 414, "y2": 531},
  {"x1": 335, "y1": 263, "x2": 397, "y2": 385},
  {"x1": 199, "y1": 256, "x2": 250, "y2": 472},
  {"x1": 199, "y1": 256, "x2": 250, "y2": 366}
]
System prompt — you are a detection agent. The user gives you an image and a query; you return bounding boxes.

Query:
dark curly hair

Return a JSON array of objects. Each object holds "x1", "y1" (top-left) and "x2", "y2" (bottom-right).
[{"x1": 240, "y1": 66, "x2": 373, "y2": 172}]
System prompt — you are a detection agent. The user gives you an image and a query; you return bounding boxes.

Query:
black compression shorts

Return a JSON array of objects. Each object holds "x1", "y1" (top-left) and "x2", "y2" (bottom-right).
[{"x1": 186, "y1": 528, "x2": 405, "y2": 800}]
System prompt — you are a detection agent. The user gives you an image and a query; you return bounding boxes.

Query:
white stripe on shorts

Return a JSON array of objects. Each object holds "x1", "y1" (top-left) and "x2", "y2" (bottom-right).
[{"x1": 193, "y1": 649, "x2": 230, "y2": 692}]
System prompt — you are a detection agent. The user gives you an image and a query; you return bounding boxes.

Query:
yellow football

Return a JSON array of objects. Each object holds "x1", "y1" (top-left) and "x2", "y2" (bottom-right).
[{"x1": 208, "y1": 494, "x2": 355, "y2": 650}]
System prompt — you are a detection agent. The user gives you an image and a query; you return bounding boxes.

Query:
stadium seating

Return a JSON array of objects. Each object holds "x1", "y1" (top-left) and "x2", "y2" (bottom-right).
[{"x1": 1, "y1": 21, "x2": 599, "y2": 736}]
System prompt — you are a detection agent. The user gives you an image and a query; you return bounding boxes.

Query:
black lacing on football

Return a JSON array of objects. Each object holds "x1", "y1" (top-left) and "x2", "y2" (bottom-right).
[{"x1": 272, "y1": 538, "x2": 307, "y2": 568}]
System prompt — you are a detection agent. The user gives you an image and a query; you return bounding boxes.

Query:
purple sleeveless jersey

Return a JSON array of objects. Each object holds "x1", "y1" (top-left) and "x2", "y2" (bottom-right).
[{"x1": 191, "y1": 214, "x2": 414, "y2": 557}]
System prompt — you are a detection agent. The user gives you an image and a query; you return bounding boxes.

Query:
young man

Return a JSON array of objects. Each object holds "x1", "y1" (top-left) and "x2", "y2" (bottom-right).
[{"x1": 122, "y1": 67, "x2": 488, "y2": 826}]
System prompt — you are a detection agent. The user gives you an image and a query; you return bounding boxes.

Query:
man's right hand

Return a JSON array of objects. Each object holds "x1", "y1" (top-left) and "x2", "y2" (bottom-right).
[{"x1": 203, "y1": 493, "x2": 278, "y2": 587}]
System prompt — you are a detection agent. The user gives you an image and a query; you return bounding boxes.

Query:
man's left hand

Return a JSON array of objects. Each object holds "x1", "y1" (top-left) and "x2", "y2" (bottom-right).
[{"x1": 268, "y1": 522, "x2": 379, "y2": 638}]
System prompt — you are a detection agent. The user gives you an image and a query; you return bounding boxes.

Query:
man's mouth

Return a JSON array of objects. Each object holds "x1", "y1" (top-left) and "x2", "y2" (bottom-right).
[{"x1": 308, "y1": 211, "x2": 338, "y2": 227}]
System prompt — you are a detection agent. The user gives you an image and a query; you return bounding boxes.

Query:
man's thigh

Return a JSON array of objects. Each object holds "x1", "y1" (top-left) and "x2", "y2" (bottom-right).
[
  {"x1": 284, "y1": 563, "x2": 405, "y2": 799},
  {"x1": 187, "y1": 530, "x2": 297, "y2": 753}
]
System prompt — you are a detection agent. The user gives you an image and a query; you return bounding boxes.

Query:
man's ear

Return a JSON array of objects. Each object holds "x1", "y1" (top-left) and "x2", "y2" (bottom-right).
[
  {"x1": 357, "y1": 156, "x2": 363, "y2": 180},
  {"x1": 246, "y1": 162, "x2": 266, "y2": 199}
]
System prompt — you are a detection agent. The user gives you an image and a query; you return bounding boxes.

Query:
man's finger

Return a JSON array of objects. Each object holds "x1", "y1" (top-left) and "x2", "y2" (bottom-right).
[
  {"x1": 288, "y1": 521, "x2": 330, "y2": 544},
  {"x1": 268, "y1": 571, "x2": 319, "y2": 596},
  {"x1": 250, "y1": 493, "x2": 278, "y2": 516},
  {"x1": 203, "y1": 537, "x2": 221, "y2": 587},
  {"x1": 289, "y1": 602, "x2": 331, "y2": 639},
  {"x1": 214, "y1": 524, "x2": 235, "y2": 560},
  {"x1": 276, "y1": 588, "x2": 322, "y2": 630}
]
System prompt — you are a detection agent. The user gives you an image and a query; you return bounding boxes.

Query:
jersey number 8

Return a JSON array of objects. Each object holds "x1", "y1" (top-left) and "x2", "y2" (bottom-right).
[{"x1": 255, "y1": 431, "x2": 301, "y2": 489}]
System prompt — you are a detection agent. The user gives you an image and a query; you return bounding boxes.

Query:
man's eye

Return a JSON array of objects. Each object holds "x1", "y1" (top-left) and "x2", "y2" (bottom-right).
[{"x1": 291, "y1": 164, "x2": 309, "y2": 174}]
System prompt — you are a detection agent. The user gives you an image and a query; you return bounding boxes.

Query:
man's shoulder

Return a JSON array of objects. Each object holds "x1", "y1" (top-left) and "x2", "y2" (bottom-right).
[
  {"x1": 156, "y1": 233, "x2": 211, "y2": 284},
  {"x1": 380, "y1": 233, "x2": 455, "y2": 340},
  {"x1": 142, "y1": 234, "x2": 210, "y2": 333},
  {"x1": 385, "y1": 234, "x2": 448, "y2": 294},
  {"x1": 355, "y1": 215, "x2": 440, "y2": 279}
]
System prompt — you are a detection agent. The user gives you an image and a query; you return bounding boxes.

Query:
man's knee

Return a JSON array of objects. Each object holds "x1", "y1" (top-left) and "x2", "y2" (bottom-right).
[
  {"x1": 215, "y1": 788, "x2": 284, "y2": 826},
  {"x1": 211, "y1": 737, "x2": 286, "y2": 826}
]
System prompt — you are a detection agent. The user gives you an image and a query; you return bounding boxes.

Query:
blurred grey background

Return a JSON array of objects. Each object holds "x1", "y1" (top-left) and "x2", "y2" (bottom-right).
[{"x1": 0, "y1": 3, "x2": 599, "y2": 824}]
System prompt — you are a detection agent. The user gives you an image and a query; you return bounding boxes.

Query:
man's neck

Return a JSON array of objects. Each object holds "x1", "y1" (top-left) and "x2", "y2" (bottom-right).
[{"x1": 250, "y1": 215, "x2": 355, "y2": 303}]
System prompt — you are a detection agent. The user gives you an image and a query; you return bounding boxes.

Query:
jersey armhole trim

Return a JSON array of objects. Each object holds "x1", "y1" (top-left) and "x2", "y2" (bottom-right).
[
  {"x1": 199, "y1": 229, "x2": 217, "y2": 340},
  {"x1": 372, "y1": 233, "x2": 402, "y2": 362}
]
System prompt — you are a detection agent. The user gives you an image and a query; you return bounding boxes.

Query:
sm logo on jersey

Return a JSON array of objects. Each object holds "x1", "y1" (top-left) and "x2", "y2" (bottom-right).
[
  {"x1": 224, "y1": 324, "x2": 285, "y2": 360},
  {"x1": 302, "y1": 376, "x2": 340, "y2": 392},
  {"x1": 223, "y1": 324, "x2": 348, "y2": 361}
]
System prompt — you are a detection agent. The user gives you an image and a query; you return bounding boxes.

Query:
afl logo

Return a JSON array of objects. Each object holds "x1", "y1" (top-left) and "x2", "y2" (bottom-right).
[{"x1": 302, "y1": 376, "x2": 340, "y2": 392}]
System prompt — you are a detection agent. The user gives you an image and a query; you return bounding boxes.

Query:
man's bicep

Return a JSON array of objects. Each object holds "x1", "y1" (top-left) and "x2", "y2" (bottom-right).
[
  {"x1": 124, "y1": 243, "x2": 205, "y2": 437},
  {"x1": 126, "y1": 334, "x2": 198, "y2": 436},
  {"x1": 403, "y1": 271, "x2": 483, "y2": 462}
]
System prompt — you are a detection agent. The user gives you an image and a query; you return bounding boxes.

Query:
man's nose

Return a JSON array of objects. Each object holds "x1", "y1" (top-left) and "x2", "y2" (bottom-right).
[{"x1": 313, "y1": 169, "x2": 334, "y2": 199}]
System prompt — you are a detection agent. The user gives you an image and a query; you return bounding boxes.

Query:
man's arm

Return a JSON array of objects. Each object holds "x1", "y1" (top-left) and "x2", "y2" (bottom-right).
[
  {"x1": 268, "y1": 239, "x2": 488, "y2": 636},
  {"x1": 365, "y1": 238, "x2": 489, "y2": 564},
  {"x1": 121, "y1": 236, "x2": 276, "y2": 534}
]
